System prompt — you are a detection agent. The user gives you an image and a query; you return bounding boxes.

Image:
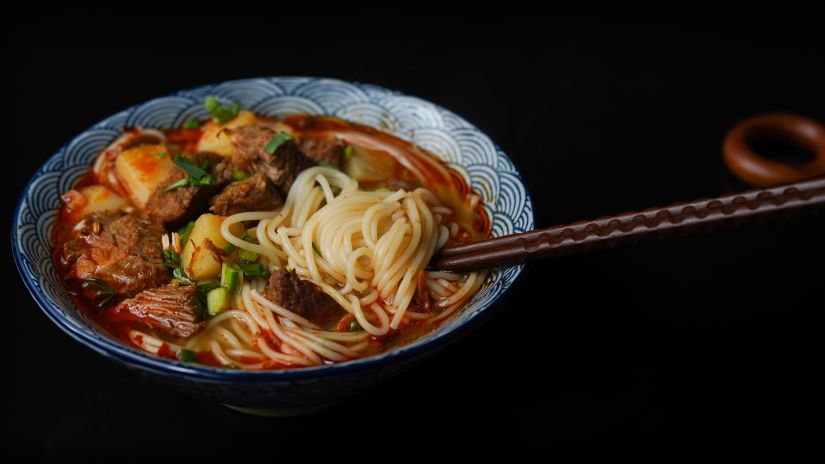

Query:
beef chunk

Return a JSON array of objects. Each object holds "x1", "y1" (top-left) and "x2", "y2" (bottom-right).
[
  {"x1": 145, "y1": 152, "x2": 224, "y2": 229},
  {"x1": 60, "y1": 212, "x2": 168, "y2": 295},
  {"x1": 296, "y1": 137, "x2": 346, "y2": 168},
  {"x1": 228, "y1": 126, "x2": 315, "y2": 193},
  {"x1": 209, "y1": 173, "x2": 283, "y2": 216},
  {"x1": 110, "y1": 284, "x2": 205, "y2": 337},
  {"x1": 263, "y1": 268, "x2": 345, "y2": 329}
]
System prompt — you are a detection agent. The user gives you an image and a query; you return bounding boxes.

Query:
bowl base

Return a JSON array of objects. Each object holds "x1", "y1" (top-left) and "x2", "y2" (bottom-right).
[{"x1": 222, "y1": 401, "x2": 339, "y2": 417}]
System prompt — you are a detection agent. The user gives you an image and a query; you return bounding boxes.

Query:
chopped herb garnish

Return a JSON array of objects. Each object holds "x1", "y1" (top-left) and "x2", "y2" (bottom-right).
[
  {"x1": 204, "y1": 96, "x2": 220, "y2": 112},
  {"x1": 231, "y1": 170, "x2": 250, "y2": 181},
  {"x1": 238, "y1": 248, "x2": 259, "y2": 263},
  {"x1": 207, "y1": 287, "x2": 230, "y2": 315},
  {"x1": 264, "y1": 131, "x2": 292, "y2": 154},
  {"x1": 164, "y1": 155, "x2": 215, "y2": 192},
  {"x1": 155, "y1": 151, "x2": 168, "y2": 158},
  {"x1": 183, "y1": 118, "x2": 202, "y2": 129},
  {"x1": 221, "y1": 263, "x2": 242, "y2": 293},
  {"x1": 171, "y1": 268, "x2": 194, "y2": 285},
  {"x1": 161, "y1": 249, "x2": 181, "y2": 268},
  {"x1": 317, "y1": 160, "x2": 338, "y2": 170},
  {"x1": 349, "y1": 321, "x2": 362, "y2": 332},
  {"x1": 178, "y1": 348, "x2": 197, "y2": 363},
  {"x1": 163, "y1": 177, "x2": 190, "y2": 193},
  {"x1": 198, "y1": 280, "x2": 221, "y2": 292},
  {"x1": 178, "y1": 221, "x2": 195, "y2": 247},
  {"x1": 235, "y1": 263, "x2": 269, "y2": 278},
  {"x1": 197, "y1": 281, "x2": 221, "y2": 293},
  {"x1": 80, "y1": 278, "x2": 116, "y2": 307},
  {"x1": 204, "y1": 96, "x2": 240, "y2": 125},
  {"x1": 189, "y1": 174, "x2": 214, "y2": 187},
  {"x1": 223, "y1": 242, "x2": 235, "y2": 255},
  {"x1": 238, "y1": 232, "x2": 260, "y2": 263},
  {"x1": 173, "y1": 154, "x2": 209, "y2": 180}
]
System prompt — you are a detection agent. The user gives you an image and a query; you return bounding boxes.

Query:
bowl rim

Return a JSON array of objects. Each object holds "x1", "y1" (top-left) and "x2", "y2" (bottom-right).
[{"x1": 11, "y1": 76, "x2": 534, "y2": 381}]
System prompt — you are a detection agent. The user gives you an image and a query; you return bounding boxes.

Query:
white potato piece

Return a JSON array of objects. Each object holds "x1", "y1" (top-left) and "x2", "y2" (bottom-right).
[
  {"x1": 114, "y1": 144, "x2": 174, "y2": 208},
  {"x1": 181, "y1": 214, "x2": 245, "y2": 281},
  {"x1": 196, "y1": 110, "x2": 258, "y2": 157},
  {"x1": 76, "y1": 185, "x2": 128, "y2": 216}
]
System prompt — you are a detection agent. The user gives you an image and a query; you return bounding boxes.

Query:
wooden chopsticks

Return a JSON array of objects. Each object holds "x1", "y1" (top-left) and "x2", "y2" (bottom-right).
[{"x1": 429, "y1": 176, "x2": 825, "y2": 273}]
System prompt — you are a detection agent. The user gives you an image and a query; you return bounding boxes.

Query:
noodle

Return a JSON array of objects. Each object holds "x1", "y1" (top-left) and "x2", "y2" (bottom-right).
[{"x1": 178, "y1": 167, "x2": 486, "y2": 368}]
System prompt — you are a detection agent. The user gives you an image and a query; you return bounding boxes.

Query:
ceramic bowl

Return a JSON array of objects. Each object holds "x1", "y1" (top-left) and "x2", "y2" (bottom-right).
[{"x1": 12, "y1": 77, "x2": 534, "y2": 415}]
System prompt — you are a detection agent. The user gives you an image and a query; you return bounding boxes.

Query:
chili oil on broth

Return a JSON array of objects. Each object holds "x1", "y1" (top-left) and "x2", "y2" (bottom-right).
[{"x1": 53, "y1": 111, "x2": 491, "y2": 370}]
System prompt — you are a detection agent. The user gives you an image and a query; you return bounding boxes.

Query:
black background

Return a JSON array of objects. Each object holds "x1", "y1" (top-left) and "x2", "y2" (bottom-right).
[{"x1": 4, "y1": 11, "x2": 824, "y2": 462}]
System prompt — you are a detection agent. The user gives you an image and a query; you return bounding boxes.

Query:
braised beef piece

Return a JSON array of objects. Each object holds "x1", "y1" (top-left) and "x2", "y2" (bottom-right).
[
  {"x1": 228, "y1": 126, "x2": 315, "y2": 193},
  {"x1": 145, "y1": 152, "x2": 225, "y2": 229},
  {"x1": 61, "y1": 212, "x2": 168, "y2": 295},
  {"x1": 263, "y1": 268, "x2": 345, "y2": 329},
  {"x1": 110, "y1": 284, "x2": 205, "y2": 338},
  {"x1": 295, "y1": 137, "x2": 346, "y2": 168},
  {"x1": 210, "y1": 173, "x2": 283, "y2": 216}
]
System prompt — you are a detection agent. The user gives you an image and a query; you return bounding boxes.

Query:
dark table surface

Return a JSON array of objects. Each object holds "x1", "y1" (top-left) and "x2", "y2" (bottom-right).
[{"x1": 4, "y1": 12, "x2": 824, "y2": 462}]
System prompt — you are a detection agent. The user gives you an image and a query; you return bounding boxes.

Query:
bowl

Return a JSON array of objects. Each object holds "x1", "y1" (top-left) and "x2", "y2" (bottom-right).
[{"x1": 11, "y1": 77, "x2": 534, "y2": 415}]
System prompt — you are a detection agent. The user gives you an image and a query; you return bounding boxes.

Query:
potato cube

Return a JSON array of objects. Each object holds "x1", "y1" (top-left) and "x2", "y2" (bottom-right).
[
  {"x1": 196, "y1": 110, "x2": 258, "y2": 157},
  {"x1": 181, "y1": 214, "x2": 245, "y2": 281},
  {"x1": 76, "y1": 185, "x2": 128, "y2": 216},
  {"x1": 114, "y1": 144, "x2": 174, "y2": 208}
]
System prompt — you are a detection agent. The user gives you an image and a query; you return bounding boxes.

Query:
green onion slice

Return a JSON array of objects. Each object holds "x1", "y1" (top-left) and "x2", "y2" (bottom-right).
[
  {"x1": 264, "y1": 131, "x2": 292, "y2": 154},
  {"x1": 178, "y1": 348, "x2": 197, "y2": 362},
  {"x1": 183, "y1": 119, "x2": 202, "y2": 129}
]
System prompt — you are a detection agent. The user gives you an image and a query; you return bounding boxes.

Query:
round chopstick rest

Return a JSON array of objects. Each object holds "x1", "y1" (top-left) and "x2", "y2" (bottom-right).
[{"x1": 723, "y1": 113, "x2": 825, "y2": 187}]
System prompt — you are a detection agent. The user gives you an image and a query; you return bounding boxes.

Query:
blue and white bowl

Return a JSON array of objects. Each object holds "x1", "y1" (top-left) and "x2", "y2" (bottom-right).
[{"x1": 11, "y1": 77, "x2": 534, "y2": 415}]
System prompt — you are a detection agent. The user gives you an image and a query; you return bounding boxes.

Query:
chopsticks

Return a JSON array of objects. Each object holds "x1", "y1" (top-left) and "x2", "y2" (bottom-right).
[{"x1": 429, "y1": 176, "x2": 825, "y2": 273}]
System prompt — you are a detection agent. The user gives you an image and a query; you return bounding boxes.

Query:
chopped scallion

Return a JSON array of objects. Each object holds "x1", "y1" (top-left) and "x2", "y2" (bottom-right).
[
  {"x1": 189, "y1": 174, "x2": 214, "y2": 187},
  {"x1": 223, "y1": 242, "x2": 235, "y2": 255},
  {"x1": 264, "y1": 131, "x2": 292, "y2": 154},
  {"x1": 238, "y1": 232, "x2": 260, "y2": 263},
  {"x1": 172, "y1": 268, "x2": 193, "y2": 284},
  {"x1": 173, "y1": 154, "x2": 209, "y2": 180},
  {"x1": 221, "y1": 263, "x2": 242, "y2": 292},
  {"x1": 238, "y1": 248, "x2": 259, "y2": 263},
  {"x1": 349, "y1": 321, "x2": 362, "y2": 332},
  {"x1": 161, "y1": 249, "x2": 181, "y2": 268},
  {"x1": 178, "y1": 221, "x2": 195, "y2": 247},
  {"x1": 206, "y1": 286, "x2": 230, "y2": 315},
  {"x1": 204, "y1": 96, "x2": 220, "y2": 113},
  {"x1": 231, "y1": 170, "x2": 250, "y2": 181},
  {"x1": 178, "y1": 348, "x2": 197, "y2": 362},
  {"x1": 163, "y1": 177, "x2": 190, "y2": 193},
  {"x1": 235, "y1": 263, "x2": 269, "y2": 278},
  {"x1": 80, "y1": 278, "x2": 116, "y2": 307},
  {"x1": 183, "y1": 118, "x2": 202, "y2": 129},
  {"x1": 204, "y1": 96, "x2": 240, "y2": 125},
  {"x1": 197, "y1": 281, "x2": 221, "y2": 292}
]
